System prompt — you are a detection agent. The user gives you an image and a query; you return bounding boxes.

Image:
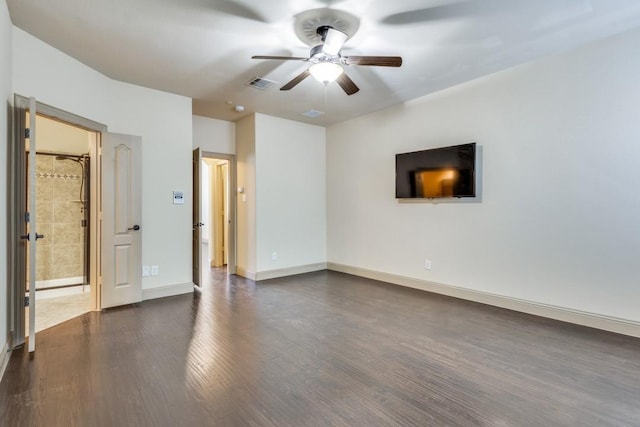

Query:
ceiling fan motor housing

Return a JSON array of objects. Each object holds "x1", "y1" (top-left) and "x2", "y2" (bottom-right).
[
  {"x1": 316, "y1": 25, "x2": 333, "y2": 41},
  {"x1": 293, "y1": 8, "x2": 360, "y2": 47},
  {"x1": 308, "y1": 45, "x2": 341, "y2": 65}
]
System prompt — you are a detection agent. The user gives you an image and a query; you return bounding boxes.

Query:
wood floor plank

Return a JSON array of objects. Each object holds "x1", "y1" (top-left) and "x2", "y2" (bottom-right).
[{"x1": 1, "y1": 269, "x2": 640, "y2": 426}]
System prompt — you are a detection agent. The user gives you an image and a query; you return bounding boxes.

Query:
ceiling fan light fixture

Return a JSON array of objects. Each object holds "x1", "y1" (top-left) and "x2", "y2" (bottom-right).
[{"x1": 309, "y1": 62, "x2": 344, "y2": 85}]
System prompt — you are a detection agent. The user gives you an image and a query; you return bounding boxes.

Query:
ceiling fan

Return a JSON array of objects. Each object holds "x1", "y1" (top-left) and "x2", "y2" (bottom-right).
[{"x1": 251, "y1": 25, "x2": 402, "y2": 95}]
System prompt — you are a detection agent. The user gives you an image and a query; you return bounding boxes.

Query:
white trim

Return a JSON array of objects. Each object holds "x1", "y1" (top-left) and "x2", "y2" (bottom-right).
[
  {"x1": 236, "y1": 267, "x2": 257, "y2": 281},
  {"x1": 256, "y1": 263, "x2": 327, "y2": 281},
  {"x1": 31, "y1": 276, "x2": 84, "y2": 289},
  {"x1": 142, "y1": 283, "x2": 194, "y2": 301},
  {"x1": 327, "y1": 263, "x2": 640, "y2": 338},
  {"x1": 36, "y1": 286, "x2": 86, "y2": 300},
  {"x1": 0, "y1": 338, "x2": 11, "y2": 383}
]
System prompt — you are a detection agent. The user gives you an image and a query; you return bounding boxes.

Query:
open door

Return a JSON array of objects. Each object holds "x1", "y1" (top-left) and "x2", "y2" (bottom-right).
[
  {"x1": 192, "y1": 148, "x2": 203, "y2": 287},
  {"x1": 10, "y1": 96, "x2": 41, "y2": 352},
  {"x1": 25, "y1": 98, "x2": 39, "y2": 352},
  {"x1": 101, "y1": 133, "x2": 142, "y2": 308}
]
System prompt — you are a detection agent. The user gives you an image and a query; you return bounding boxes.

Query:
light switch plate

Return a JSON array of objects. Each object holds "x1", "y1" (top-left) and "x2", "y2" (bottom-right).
[{"x1": 142, "y1": 266, "x2": 150, "y2": 277}]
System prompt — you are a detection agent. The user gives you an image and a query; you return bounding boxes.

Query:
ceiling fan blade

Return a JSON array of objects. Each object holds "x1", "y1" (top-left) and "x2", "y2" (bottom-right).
[
  {"x1": 380, "y1": 1, "x2": 503, "y2": 25},
  {"x1": 210, "y1": 2, "x2": 268, "y2": 23},
  {"x1": 336, "y1": 73, "x2": 360, "y2": 96},
  {"x1": 252, "y1": 55, "x2": 308, "y2": 61},
  {"x1": 343, "y1": 56, "x2": 403, "y2": 67},
  {"x1": 280, "y1": 70, "x2": 311, "y2": 91},
  {"x1": 322, "y1": 28, "x2": 348, "y2": 55}
]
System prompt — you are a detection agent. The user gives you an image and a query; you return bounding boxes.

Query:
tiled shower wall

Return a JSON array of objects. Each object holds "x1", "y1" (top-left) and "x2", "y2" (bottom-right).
[{"x1": 34, "y1": 154, "x2": 85, "y2": 286}]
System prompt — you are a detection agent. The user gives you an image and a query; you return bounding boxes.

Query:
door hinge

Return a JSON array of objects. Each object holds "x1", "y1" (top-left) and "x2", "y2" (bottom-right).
[
  {"x1": 24, "y1": 296, "x2": 29, "y2": 307},
  {"x1": 24, "y1": 212, "x2": 30, "y2": 223},
  {"x1": 25, "y1": 128, "x2": 30, "y2": 139}
]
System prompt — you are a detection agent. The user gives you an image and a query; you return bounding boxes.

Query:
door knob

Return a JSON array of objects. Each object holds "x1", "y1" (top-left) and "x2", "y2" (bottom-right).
[
  {"x1": 128, "y1": 225, "x2": 140, "y2": 231},
  {"x1": 20, "y1": 233, "x2": 45, "y2": 241}
]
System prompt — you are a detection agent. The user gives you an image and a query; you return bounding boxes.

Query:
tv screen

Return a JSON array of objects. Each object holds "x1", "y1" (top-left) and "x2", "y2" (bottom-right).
[{"x1": 395, "y1": 143, "x2": 476, "y2": 199}]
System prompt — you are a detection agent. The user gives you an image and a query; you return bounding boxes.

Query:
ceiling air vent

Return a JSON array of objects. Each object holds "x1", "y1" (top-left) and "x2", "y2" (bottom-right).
[
  {"x1": 246, "y1": 76, "x2": 277, "y2": 90},
  {"x1": 301, "y1": 109, "x2": 325, "y2": 118}
]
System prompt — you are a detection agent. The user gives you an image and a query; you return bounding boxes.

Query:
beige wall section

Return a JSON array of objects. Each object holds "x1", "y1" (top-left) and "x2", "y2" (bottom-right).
[
  {"x1": 327, "y1": 27, "x2": 640, "y2": 324},
  {"x1": 235, "y1": 115, "x2": 256, "y2": 278},
  {"x1": 193, "y1": 115, "x2": 235, "y2": 154},
  {"x1": 27, "y1": 113, "x2": 90, "y2": 154},
  {"x1": 13, "y1": 27, "x2": 193, "y2": 296},
  {"x1": 1, "y1": 0, "x2": 12, "y2": 360}
]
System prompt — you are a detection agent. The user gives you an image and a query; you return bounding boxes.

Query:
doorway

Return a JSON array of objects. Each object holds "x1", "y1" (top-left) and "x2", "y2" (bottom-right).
[
  {"x1": 193, "y1": 150, "x2": 236, "y2": 287},
  {"x1": 204, "y1": 158, "x2": 228, "y2": 269},
  {"x1": 25, "y1": 113, "x2": 96, "y2": 333},
  {"x1": 10, "y1": 95, "x2": 107, "y2": 350}
]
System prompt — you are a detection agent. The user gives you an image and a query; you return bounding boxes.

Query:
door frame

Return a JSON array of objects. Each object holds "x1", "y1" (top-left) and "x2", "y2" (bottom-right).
[
  {"x1": 201, "y1": 151, "x2": 237, "y2": 275},
  {"x1": 9, "y1": 95, "x2": 106, "y2": 349},
  {"x1": 192, "y1": 148, "x2": 202, "y2": 286}
]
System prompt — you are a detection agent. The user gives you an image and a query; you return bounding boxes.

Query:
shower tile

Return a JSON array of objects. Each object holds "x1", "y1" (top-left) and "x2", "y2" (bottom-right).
[
  {"x1": 53, "y1": 200, "x2": 84, "y2": 223},
  {"x1": 54, "y1": 159, "x2": 82, "y2": 176},
  {"x1": 53, "y1": 222, "x2": 83, "y2": 245},
  {"x1": 54, "y1": 178, "x2": 83, "y2": 202},
  {"x1": 54, "y1": 244, "x2": 83, "y2": 266},
  {"x1": 35, "y1": 155, "x2": 54, "y2": 174},
  {"x1": 36, "y1": 201, "x2": 54, "y2": 224},
  {"x1": 36, "y1": 178, "x2": 54, "y2": 202},
  {"x1": 35, "y1": 245, "x2": 54, "y2": 281},
  {"x1": 36, "y1": 263, "x2": 52, "y2": 282},
  {"x1": 37, "y1": 223, "x2": 54, "y2": 246},
  {"x1": 54, "y1": 262, "x2": 84, "y2": 280}
]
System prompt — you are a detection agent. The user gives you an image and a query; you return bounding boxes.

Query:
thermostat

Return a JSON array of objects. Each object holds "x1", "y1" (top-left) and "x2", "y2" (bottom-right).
[{"x1": 173, "y1": 191, "x2": 184, "y2": 205}]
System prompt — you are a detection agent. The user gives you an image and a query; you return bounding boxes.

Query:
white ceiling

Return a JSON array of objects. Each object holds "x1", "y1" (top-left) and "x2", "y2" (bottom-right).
[{"x1": 8, "y1": 0, "x2": 640, "y2": 126}]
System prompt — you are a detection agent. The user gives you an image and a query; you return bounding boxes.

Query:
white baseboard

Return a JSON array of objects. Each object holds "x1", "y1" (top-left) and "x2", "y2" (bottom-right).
[
  {"x1": 142, "y1": 282, "x2": 194, "y2": 301},
  {"x1": 327, "y1": 262, "x2": 640, "y2": 338},
  {"x1": 0, "y1": 338, "x2": 11, "y2": 383},
  {"x1": 256, "y1": 263, "x2": 327, "y2": 281},
  {"x1": 236, "y1": 267, "x2": 256, "y2": 281}
]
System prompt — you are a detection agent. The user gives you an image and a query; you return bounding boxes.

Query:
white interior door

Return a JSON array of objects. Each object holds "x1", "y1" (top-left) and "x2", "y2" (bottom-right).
[
  {"x1": 101, "y1": 133, "x2": 142, "y2": 308},
  {"x1": 26, "y1": 97, "x2": 38, "y2": 352}
]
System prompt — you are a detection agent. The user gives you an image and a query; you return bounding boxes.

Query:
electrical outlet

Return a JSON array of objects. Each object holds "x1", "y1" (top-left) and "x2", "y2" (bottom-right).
[
  {"x1": 142, "y1": 266, "x2": 150, "y2": 277},
  {"x1": 424, "y1": 259, "x2": 432, "y2": 270},
  {"x1": 151, "y1": 265, "x2": 159, "y2": 276},
  {"x1": 271, "y1": 252, "x2": 278, "y2": 261}
]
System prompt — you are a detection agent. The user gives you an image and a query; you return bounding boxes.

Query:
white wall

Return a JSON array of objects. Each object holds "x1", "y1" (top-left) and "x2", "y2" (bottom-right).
[
  {"x1": 12, "y1": 27, "x2": 193, "y2": 293},
  {"x1": 255, "y1": 114, "x2": 326, "y2": 273},
  {"x1": 1, "y1": 0, "x2": 12, "y2": 353},
  {"x1": 234, "y1": 113, "x2": 326, "y2": 279},
  {"x1": 327, "y1": 27, "x2": 640, "y2": 323},
  {"x1": 193, "y1": 115, "x2": 235, "y2": 154}
]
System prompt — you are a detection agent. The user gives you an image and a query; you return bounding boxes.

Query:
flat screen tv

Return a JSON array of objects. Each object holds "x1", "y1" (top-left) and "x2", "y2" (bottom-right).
[{"x1": 395, "y1": 142, "x2": 476, "y2": 199}]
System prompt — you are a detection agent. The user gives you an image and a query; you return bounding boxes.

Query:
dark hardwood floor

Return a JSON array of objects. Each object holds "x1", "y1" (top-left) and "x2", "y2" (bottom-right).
[{"x1": 1, "y1": 269, "x2": 640, "y2": 426}]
